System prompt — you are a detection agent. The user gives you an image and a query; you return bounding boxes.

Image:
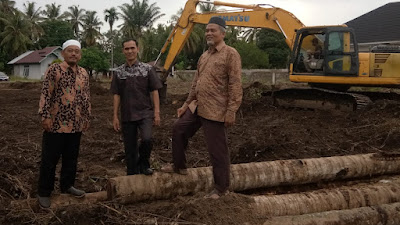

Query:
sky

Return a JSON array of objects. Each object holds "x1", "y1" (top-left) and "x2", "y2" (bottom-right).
[{"x1": 15, "y1": 0, "x2": 396, "y2": 33}]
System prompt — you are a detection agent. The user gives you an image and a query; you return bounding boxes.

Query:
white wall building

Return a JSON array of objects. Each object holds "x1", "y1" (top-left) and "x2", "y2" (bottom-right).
[{"x1": 8, "y1": 47, "x2": 63, "y2": 80}]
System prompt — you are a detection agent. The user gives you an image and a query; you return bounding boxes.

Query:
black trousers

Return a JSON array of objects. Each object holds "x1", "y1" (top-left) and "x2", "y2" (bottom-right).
[
  {"x1": 38, "y1": 132, "x2": 82, "y2": 197},
  {"x1": 172, "y1": 110, "x2": 230, "y2": 193},
  {"x1": 122, "y1": 118, "x2": 153, "y2": 175}
]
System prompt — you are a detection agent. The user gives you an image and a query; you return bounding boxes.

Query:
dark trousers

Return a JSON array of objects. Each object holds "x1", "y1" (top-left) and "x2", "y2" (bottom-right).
[
  {"x1": 122, "y1": 118, "x2": 153, "y2": 175},
  {"x1": 38, "y1": 132, "x2": 82, "y2": 197},
  {"x1": 172, "y1": 110, "x2": 230, "y2": 192}
]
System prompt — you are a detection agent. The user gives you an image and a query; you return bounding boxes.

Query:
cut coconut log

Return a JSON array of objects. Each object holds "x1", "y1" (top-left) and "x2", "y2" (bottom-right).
[
  {"x1": 263, "y1": 202, "x2": 400, "y2": 225},
  {"x1": 108, "y1": 153, "x2": 400, "y2": 203},
  {"x1": 253, "y1": 177, "x2": 400, "y2": 216}
]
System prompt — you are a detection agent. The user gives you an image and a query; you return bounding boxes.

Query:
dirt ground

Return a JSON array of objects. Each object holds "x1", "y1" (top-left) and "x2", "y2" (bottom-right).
[{"x1": 1, "y1": 77, "x2": 400, "y2": 224}]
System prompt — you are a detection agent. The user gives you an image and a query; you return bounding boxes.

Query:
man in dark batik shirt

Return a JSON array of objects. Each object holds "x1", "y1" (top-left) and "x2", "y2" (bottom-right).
[
  {"x1": 38, "y1": 39, "x2": 90, "y2": 209},
  {"x1": 111, "y1": 38, "x2": 163, "y2": 175}
]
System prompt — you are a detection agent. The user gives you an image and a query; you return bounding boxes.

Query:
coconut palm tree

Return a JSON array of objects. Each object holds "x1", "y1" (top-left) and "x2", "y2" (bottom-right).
[
  {"x1": 170, "y1": 2, "x2": 217, "y2": 56},
  {"x1": 169, "y1": 8, "x2": 202, "y2": 56},
  {"x1": 104, "y1": 7, "x2": 119, "y2": 34},
  {"x1": 119, "y1": 0, "x2": 164, "y2": 39},
  {"x1": 141, "y1": 24, "x2": 172, "y2": 62},
  {"x1": 0, "y1": 10, "x2": 32, "y2": 57},
  {"x1": 42, "y1": 3, "x2": 65, "y2": 20},
  {"x1": 81, "y1": 11, "x2": 102, "y2": 47},
  {"x1": 242, "y1": 28, "x2": 260, "y2": 43},
  {"x1": 104, "y1": 7, "x2": 119, "y2": 70},
  {"x1": 225, "y1": 26, "x2": 241, "y2": 45},
  {"x1": 0, "y1": 0, "x2": 15, "y2": 15},
  {"x1": 0, "y1": 0, "x2": 16, "y2": 44},
  {"x1": 23, "y1": 2, "x2": 43, "y2": 43},
  {"x1": 64, "y1": 5, "x2": 85, "y2": 39},
  {"x1": 199, "y1": 1, "x2": 217, "y2": 12}
]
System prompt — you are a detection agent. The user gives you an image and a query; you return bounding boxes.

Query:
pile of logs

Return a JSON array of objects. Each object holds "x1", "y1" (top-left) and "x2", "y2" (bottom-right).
[{"x1": 12, "y1": 153, "x2": 400, "y2": 224}]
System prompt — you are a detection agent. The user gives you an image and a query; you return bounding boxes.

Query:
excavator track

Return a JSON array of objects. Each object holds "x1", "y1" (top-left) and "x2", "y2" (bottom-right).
[{"x1": 272, "y1": 87, "x2": 372, "y2": 111}]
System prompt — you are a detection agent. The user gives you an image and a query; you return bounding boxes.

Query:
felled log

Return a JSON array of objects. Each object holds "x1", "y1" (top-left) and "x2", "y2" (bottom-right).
[
  {"x1": 253, "y1": 177, "x2": 400, "y2": 216},
  {"x1": 263, "y1": 202, "x2": 400, "y2": 225},
  {"x1": 108, "y1": 153, "x2": 400, "y2": 203},
  {"x1": 10, "y1": 191, "x2": 107, "y2": 210}
]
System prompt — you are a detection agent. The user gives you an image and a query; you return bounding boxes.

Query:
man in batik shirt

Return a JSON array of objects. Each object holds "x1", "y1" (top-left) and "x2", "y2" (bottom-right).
[
  {"x1": 162, "y1": 17, "x2": 243, "y2": 199},
  {"x1": 111, "y1": 38, "x2": 162, "y2": 176},
  {"x1": 37, "y1": 40, "x2": 91, "y2": 208}
]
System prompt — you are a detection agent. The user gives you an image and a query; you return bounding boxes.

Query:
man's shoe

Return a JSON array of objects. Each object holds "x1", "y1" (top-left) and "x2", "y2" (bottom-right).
[
  {"x1": 141, "y1": 167, "x2": 154, "y2": 175},
  {"x1": 160, "y1": 164, "x2": 188, "y2": 175},
  {"x1": 176, "y1": 168, "x2": 188, "y2": 175},
  {"x1": 64, "y1": 187, "x2": 85, "y2": 198},
  {"x1": 38, "y1": 196, "x2": 51, "y2": 208}
]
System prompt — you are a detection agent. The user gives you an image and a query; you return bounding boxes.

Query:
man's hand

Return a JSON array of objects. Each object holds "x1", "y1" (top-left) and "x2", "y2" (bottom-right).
[
  {"x1": 224, "y1": 111, "x2": 236, "y2": 127},
  {"x1": 113, "y1": 116, "x2": 120, "y2": 132},
  {"x1": 154, "y1": 112, "x2": 161, "y2": 126},
  {"x1": 177, "y1": 106, "x2": 187, "y2": 118},
  {"x1": 224, "y1": 118, "x2": 235, "y2": 127},
  {"x1": 42, "y1": 118, "x2": 52, "y2": 131}
]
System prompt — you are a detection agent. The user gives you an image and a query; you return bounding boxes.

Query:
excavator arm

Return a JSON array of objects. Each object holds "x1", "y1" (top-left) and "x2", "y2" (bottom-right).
[{"x1": 155, "y1": 0, "x2": 304, "y2": 81}]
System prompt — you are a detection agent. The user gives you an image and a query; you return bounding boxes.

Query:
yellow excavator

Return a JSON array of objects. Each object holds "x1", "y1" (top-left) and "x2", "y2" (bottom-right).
[{"x1": 155, "y1": 0, "x2": 400, "y2": 110}]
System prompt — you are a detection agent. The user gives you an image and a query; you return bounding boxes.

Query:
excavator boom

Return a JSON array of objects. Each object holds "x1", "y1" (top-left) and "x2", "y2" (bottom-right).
[{"x1": 156, "y1": 0, "x2": 304, "y2": 80}]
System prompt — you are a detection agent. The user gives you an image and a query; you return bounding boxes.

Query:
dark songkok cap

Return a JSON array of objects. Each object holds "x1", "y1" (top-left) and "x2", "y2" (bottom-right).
[{"x1": 208, "y1": 16, "x2": 226, "y2": 28}]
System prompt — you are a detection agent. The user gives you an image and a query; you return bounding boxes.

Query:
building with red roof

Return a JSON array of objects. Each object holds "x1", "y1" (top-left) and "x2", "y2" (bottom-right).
[{"x1": 7, "y1": 46, "x2": 62, "y2": 80}]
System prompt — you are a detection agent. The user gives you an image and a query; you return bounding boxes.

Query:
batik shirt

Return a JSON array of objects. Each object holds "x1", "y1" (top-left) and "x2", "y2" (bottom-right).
[
  {"x1": 186, "y1": 41, "x2": 243, "y2": 122},
  {"x1": 39, "y1": 62, "x2": 91, "y2": 133},
  {"x1": 110, "y1": 61, "x2": 162, "y2": 122}
]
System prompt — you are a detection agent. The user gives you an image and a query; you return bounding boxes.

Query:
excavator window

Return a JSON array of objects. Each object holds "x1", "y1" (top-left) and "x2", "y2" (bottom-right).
[
  {"x1": 325, "y1": 31, "x2": 358, "y2": 75},
  {"x1": 293, "y1": 33, "x2": 325, "y2": 73},
  {"x1": 292, "y1": 27, "x2": 359, "y2": 76}
]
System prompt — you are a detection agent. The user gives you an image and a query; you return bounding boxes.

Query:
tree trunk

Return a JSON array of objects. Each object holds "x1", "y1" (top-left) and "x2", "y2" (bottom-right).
[
  {"x1": 263, "y1": 202, "x2": 400, "y2": 225},
  {"x1": 111, "y1": 31, "x2": 114, "y2": 78},
  {"x1": 253, "y1": 176, "x2": 400, "y2": 216},
  {"x1": 108, "y1": 153, "x2": 400, "y2": 203}
]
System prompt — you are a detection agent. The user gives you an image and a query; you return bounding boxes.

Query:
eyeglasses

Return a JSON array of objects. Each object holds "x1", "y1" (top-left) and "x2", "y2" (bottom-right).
[{"x1": 65, "y1": 48, "x2": 81, "y2": 54}]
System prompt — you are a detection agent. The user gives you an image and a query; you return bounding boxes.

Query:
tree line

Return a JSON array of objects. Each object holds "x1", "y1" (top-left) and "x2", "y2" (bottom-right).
[{"x1": 0, "y1": 0, "x2": 290, "y2": 76}]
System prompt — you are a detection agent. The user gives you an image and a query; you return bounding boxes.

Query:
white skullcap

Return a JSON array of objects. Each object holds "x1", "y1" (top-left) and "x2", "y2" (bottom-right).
[{"x1": 62, "y1": 40, "x2": 81, "y2": 50}]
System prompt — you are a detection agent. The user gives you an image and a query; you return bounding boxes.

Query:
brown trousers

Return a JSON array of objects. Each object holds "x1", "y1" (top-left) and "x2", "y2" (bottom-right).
[{"x1": 172, "y1": 109, "x2": 230, "y2": 192}]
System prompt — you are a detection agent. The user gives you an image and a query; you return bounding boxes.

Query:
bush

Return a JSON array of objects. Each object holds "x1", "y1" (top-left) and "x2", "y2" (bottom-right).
[
  {"x1": 232, "y1": 41, "x2": 269, "y2": 69},
  {"x1": 79, "y1": 47, "x2": 110, "y2": 76},
  {"x1": 256, "y1": 29, "x2": 290, "y2": 69}
]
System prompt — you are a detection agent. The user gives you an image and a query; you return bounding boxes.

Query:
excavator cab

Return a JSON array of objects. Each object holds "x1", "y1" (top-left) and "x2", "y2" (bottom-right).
[
  {"x1": 278, "y1": 26, "x2": 371, "y2": 111},
  {"x1": 291, "y1": 27, "x2": 359, "y2": 77}
]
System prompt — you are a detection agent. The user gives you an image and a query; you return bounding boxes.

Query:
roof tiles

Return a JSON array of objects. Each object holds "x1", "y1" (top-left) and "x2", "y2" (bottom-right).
[
  {"x1": 346, "y1": 2, "x2": 400, "y2": 43},
  {"x1": 11, "y1": 46, "x2": 60, "y2": 64}
]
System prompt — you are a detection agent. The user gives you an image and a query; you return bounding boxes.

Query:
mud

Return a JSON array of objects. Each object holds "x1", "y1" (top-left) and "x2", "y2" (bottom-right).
[{"x1": 1, "y1": 80, "x2": 400, "y2": 224}]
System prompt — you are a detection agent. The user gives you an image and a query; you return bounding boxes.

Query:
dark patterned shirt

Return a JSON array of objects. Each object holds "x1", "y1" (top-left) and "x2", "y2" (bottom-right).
[
  {"x1": 110, "y1": 61, "x2": 162, "y2": 122},
  {"x1": 39, "y1": 62, "x2": 91, "y2": 133}
]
